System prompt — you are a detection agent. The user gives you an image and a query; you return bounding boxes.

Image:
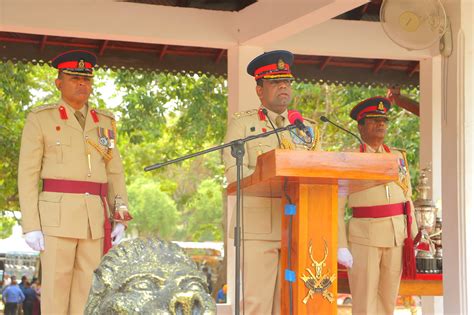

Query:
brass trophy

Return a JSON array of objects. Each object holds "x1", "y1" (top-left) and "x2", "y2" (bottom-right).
[{"x1": 413, "y1": 167, "x2": 441, "y2": 273}]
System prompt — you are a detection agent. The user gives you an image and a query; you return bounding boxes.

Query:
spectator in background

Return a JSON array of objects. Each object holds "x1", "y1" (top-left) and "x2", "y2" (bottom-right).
[
  {"x1": 217, "y1": 284, "x2": 227, "y2": 303},
  {"x1": 1, "y1": 274, "x2": 11, "y2": 294},
  {"x1": 31, "y1": 278, "x2": 41, "y2": 315},
  {"x1": 1, "y1": 275, "x2": 15, "y2": 295},
  {"x1": 3, "y1": 274, "x2": 11, "y2": 287},
  {"x1": 19, "y1": 275, "x2": 28, "y2": 293},
  {"x1": 22, "y1": 282, "x2": 37, "y2": 315},
  {"x1": 2, "y1": 278, "x2": 25, "y2": 315}
]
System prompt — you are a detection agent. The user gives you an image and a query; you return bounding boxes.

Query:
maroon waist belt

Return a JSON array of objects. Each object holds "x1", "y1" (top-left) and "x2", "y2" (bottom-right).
[
  {"x1": 43, "y1": 179, "x2": 108, "y2": 197},
  {"x1": 352, "y1": 203, "x2": 404, "y2": 218}
]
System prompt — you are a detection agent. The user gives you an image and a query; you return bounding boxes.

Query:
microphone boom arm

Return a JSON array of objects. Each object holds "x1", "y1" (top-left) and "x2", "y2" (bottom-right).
[{"x1": 320, "y1": 115, "x2": 363, "y2": 145}]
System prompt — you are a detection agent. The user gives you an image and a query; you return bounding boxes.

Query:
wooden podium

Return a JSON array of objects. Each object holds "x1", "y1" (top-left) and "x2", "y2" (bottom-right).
[{"x1": 227, "y1": 149, "x2": 399, "y2": 314}]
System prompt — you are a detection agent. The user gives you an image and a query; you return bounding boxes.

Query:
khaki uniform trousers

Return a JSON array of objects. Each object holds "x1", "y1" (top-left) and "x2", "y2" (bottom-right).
[
  {"x1": 242, "y1": 240, "x2": 281, "y2": 315},
  {"x1": 41, "y1": 234, "x2": 102, "y2": 315},
  {"x1": 348, "y1": 242, "x2": 402, "y2": 315}
]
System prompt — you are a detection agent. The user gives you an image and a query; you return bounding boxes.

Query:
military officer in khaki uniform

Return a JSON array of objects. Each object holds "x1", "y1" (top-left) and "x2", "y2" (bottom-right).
[
  {"x1": 337, "y1": 97, "x2": 418, "y2": 315},
  {"x1": 223, "y1": 50, "x2": 319, "y2": 314},
  {"x1": 18, "y1": 50, "x2": 132, "y2": 315}
]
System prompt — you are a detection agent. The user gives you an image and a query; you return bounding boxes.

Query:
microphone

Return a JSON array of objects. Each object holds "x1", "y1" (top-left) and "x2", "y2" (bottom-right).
[
  {"x1": 288, "y1": 111, "x2": 312, "y2": 138},
  {"x1": 261, "y1": 108, "x2": 282, "y2": 148},
  {"x1": 320, "y1": 115, "x2": 363, "y2": 145}
]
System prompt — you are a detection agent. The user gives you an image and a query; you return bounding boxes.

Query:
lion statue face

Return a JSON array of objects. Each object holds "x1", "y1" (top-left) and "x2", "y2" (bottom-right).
[{"x1": 85, "y1": 238, "x2": 216, "y2": 315}]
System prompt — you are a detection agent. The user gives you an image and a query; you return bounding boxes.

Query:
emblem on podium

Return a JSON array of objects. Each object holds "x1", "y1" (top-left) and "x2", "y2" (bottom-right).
[{"x1": 300, "y1": 240, "x2": 336, "y2": 304}]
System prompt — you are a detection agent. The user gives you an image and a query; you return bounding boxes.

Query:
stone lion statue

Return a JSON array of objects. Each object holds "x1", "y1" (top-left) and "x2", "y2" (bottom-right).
[{"x1": 85, "y1": 238, "x2": 216, "y2": 315}]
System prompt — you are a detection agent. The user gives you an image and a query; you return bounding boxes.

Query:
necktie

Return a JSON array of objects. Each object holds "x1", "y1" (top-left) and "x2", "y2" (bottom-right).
[
  {"x1": 74, "y1": 111, "x2": 86, "y2": 130},
  {"x1": 275, "y1": 115, "x2": 285, "y2": 128}
]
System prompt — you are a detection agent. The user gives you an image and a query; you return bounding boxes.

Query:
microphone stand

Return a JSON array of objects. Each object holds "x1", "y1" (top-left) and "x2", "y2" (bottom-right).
[{"x1": 145, "y1": 124, "x2": 298, "y2": 315}]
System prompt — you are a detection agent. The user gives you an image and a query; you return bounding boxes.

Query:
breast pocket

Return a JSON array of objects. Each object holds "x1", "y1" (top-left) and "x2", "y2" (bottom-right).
[
  {"x1": 38, "y1": 194, "x2": 62, "y2": 227},
  {"x1": 247, "y1": 143, "x2": 272, "y2": 167},
  {"x1": 46, "y1": 135, "x2": 71, "y2": 164}
]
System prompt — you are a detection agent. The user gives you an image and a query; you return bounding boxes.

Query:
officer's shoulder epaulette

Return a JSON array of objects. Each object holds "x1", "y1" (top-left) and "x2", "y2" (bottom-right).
[
  {"x1": 30, "y1": 104, "x2": 59, "y2": 113},
  {"x1": 303, "y1": 116, "x2": 317, "y2": 124},
  {"x1": 233, "y1": 109, "x2": 258, "y2": 119},
  {"x1": 93, "y1": 108, "x2": 116, "y2": 120}
]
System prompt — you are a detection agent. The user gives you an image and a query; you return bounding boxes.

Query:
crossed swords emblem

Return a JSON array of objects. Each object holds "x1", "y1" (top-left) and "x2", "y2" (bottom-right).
[{"x1": 300, "y1": 239, "x2": 336, "y2": 304}]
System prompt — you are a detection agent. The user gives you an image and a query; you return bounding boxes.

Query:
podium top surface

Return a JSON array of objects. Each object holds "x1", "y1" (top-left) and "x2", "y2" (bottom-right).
[{"x1": 227, "y1": 149, "x2": 399, "y2": 197}]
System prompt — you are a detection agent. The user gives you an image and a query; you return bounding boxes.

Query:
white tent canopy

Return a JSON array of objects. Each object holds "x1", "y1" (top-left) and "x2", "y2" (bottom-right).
[{"x1": 0, "y1": 224, "x2": 38, "y2": 254}]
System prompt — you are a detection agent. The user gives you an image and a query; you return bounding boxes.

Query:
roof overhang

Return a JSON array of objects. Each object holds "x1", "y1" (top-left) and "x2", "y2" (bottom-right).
[{"x1": 0, "y1": 0, "x2": 436, "y2": 87}]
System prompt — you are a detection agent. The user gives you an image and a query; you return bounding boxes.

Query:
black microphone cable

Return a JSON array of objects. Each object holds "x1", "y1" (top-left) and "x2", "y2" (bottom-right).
[
  {"x1": 283, "y1": 177, "x2": 295, "y2": 315},
  {"x1": 261, "y1": 108, "x2": 282, "y2": 148},
  {"x1": 320, "y1": 115, "x2": 363, "y2": 145}
]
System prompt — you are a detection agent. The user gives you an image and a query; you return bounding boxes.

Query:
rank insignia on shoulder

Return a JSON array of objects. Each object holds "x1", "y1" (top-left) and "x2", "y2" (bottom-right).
[
  {"x1": 93, "y1": 108, "x2": 116, "y2": 120},
  {"x1": 30, "y1": 104, "x2": 59, "y2": 113},
  {"x1": 233, "y1": 109, "x2": 258, "y2": 119}
]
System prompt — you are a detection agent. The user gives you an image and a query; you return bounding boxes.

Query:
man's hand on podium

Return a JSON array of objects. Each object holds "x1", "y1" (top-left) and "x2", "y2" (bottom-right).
[{"x1": 338, "y1": 248, "x2": 353, "y2": 268}]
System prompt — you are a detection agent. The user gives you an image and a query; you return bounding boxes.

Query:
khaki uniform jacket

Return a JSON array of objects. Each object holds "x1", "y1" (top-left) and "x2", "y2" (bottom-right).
[
  {"x1": 18, "y1": 100, "x2": 128, "y2": 240},
  {"x1": 223, "y1": 108, "x2": 319, "y2": 241},
  {"x1": 338, "y1": 144, "x2": 418, "y2": 248}
]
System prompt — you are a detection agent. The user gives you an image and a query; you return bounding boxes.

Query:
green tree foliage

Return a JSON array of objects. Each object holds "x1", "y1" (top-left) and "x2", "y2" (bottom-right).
[
  {"x1": 109, "y1": 71, "x2": 227, "y2": 240},
  {"x1": 127, "y1": 177, "x2": 179, "y2": 238},
  {"x1": 0, "y1": 61, "x2": 34, "y2": 214},
  {"x1": 185, "y1": 178, "x2": 224, "y2": 241},
  {"x1": 0, "y1": 61, "x2": 57, "y2": 232},
  {"x1": 0, "y1": 215, "x2": 16, "y2": 239}
]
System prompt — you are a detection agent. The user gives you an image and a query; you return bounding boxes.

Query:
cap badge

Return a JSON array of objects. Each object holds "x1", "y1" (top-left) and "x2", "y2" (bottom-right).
[
  {"x1": 277, "y1": 58, "x2": 285, "y2": 70},
  {"x1": 78, "y1": 59, "x2": 85, "y2": 69},
  {"x1": 378, "y1": 102, "x2": 385, "y2": 111}
]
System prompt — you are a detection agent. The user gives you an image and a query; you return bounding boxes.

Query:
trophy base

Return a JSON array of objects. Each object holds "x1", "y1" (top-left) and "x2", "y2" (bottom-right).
[{"x1": 416, "y1": 256, "x2": 440, "y2": 274}]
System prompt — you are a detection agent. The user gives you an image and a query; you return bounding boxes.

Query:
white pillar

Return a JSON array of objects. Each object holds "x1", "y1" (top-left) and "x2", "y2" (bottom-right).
[
  {"x1": 225, "y1": 45, "x2": 263, "y2": 313},
  {"x1": 227, "y1": 45, "x2": 263, "y2": 119},
  {"x1": 440, "y1": 1, "x2": 474, "y2": 313},
  {"x1": 419, "y1": 56, "x2": 443, "y2": 314},
  {"x1": 460, "y1": 1, "x2": 474, "y2": 312},
  {"x1": 420, "y1": 56, "x2": 443, "y2": 201}
]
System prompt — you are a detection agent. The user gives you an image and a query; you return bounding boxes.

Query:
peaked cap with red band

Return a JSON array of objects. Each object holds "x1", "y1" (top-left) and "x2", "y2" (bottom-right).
[
  {"x1": 51, "y1": 50, "x2": 97, "y2": 77},
  {"x1": 350, "y1": 96, "x2": 391, "y2": 122},
  {"x1": 247, "y1": 50, "x2": 294, "y2": 81}
]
